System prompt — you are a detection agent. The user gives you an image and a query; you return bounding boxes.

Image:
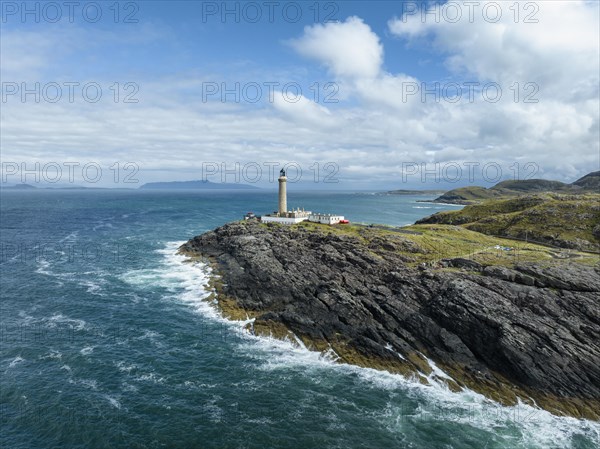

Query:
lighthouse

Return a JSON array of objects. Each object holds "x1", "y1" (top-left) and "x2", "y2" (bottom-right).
[
  {"x1": 278, "y1": 168, "x2": 287, "y2": 215},
  {"x1": 261, "y1": 168, "x2": 342, "y2": 225}
]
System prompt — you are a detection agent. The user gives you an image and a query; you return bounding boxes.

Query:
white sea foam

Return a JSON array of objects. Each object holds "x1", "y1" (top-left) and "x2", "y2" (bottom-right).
[
  {"x1": 384, "y1": 342, "x2": 406, "y2": 360},
  {"x1": 8, "y1": 356, "x2": 25, "y2": 368},
  {"x1": 92, "y1": 222, "x2": 115, "y2": 231},
  {"x1": 40, "y1": 350, "x2": 62, "y2": 360},
  {"x1": 134, "y1": 330, "x2": 165, "y2": 348},
  {"x1": 424, "y1": 356, "x2": 453, "y2": 381},
  {"x1": 47, "y1": 313, "x2": 86, "y2": 331},
  {"x1": 82, "y1": 280, "x2": 101, "y2": 294},
  {"x1": 115, "y1": 361, "x2": 138, "y2": 373},
  {"x1": 17, "y1": 310, "x2": 36, "y2": 324},
  {"x1": 121, "y1": 382, "x2": 138, "y2": 392},
  {"x1": 136, "y1": 330, "x2": 161, "y2": 340},
  {"x1": 68, "y1": 378, "x2": 98, "y2": 390},
  {"x1": 80, "y1": 346, "x2": 94, "y2": 355},
  {"x1": 201, "y1": 399, "x2": 224, "y2": 423},
  {"x1": 35, "y1": 258, "x2": 110, "y2": 294},
  {"x1": 104, "y1": 394, "x2": 121, "y2": 409},
  {"x1": 431, "y1": 202, "x2": 465, "y2": 207},
  {"x1": 59, "y1": 231, "x2": 79, "y2": 243},
  {"x1": 348, "y1": 365, "x2": 600, "y2": 448},
  {"x1": 183, "y1": 381, "x2": 217, "y2": 390},
  {"x1": 35, "y1": 259, "x2": 53, "y2": 276},
  {"x1": 134, "y1": 372, "x2": 165, "y2": 384},
  {"x1": 121, "y1": 241, "x2": 215, "y2": 316}
]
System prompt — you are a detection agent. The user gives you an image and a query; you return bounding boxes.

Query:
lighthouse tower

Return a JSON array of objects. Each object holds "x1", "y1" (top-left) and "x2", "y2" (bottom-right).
[
  {"x1": 278, "y1": 168, "x2": 287, "y2": 215},
  {"x1": 261, "y1": 167, "x2": 326, "y2": 224}
]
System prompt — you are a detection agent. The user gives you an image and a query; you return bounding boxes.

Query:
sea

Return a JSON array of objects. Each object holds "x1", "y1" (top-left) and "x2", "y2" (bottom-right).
[{"x1": 1, "y1": 189, "x2": 598, "y2": 449}]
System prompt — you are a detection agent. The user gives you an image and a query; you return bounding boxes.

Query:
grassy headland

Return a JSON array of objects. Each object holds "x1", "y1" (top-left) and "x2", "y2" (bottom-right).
[
  {"x1": 417, "y1": 193, "x2": 600, "y2": 252},
  {"x1": 286, "y1": 219, "x2": 599, "y2": 267},
  {"x1": 427, "y1": 170, "x2": 599, "y2": 205}
]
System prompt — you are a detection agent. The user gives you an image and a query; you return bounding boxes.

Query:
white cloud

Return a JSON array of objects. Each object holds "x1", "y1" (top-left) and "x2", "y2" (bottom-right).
[
  {"x1": 0, "y1": 28, "x2": 68, "y2": 80},
  {"x1": 272, "y1": 94, "x2": 337, "y2": 128},
  {"x1": 388, "y1": 1, "x2": 600, "y2": 100},
  {"x1": 289, "y1": 17, "x2": 383, "y2": 80}
]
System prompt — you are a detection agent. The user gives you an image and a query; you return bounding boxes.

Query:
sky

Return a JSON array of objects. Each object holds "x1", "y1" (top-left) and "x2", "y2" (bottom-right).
[{"x1": 1, "y1": 0, "x2": 599, "y2": 189}]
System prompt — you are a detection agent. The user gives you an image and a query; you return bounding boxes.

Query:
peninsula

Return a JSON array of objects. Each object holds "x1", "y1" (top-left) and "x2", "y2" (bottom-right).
[{"x1": 180, "y1": 181, "x2": 600, "y2": 421}]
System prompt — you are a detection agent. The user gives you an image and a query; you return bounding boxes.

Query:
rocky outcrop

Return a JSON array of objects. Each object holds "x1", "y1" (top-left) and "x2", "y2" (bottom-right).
[{"x1": 180, "y1": 221, "x2": 600, "y2": 420}]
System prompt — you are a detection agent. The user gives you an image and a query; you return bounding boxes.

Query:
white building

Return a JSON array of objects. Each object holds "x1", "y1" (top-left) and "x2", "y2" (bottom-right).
[
  {"x1": 308, "y1": 213, "x2": 345, "y2": 225},
  {"x1": 261, "y1": 207, "x2": 311, "y2": 224},
  {"x1": 260, "y1": 215, "x2": 309, "y2": 225}
]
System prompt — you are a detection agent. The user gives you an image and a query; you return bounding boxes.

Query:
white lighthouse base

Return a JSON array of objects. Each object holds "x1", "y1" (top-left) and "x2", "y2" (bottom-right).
[{"x1": 260, "y1": 216, "x2": 309, "y2": 225}]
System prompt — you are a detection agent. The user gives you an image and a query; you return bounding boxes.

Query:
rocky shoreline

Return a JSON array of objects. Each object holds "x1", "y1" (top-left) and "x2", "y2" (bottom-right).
[{"x1": 180, "y1": 220, "x2": 600, "y2": 420}]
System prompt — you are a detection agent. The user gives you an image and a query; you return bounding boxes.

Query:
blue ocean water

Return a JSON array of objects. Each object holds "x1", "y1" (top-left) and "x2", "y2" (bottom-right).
[{"x1": 1, "y1": 190, "x2": 598, "y2": 449}]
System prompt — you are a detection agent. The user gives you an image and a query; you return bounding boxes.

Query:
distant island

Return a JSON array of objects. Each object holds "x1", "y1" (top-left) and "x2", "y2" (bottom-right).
[
  {"x1": 0, "y1": 180, "x2": 258, "y2": 191},
  {"x1": 139, "y1": 180, "x2": 260, "y2": 190},
  {"x1": 0, "y1": 183, "x2": 127, "y2": 190},
  {"x1": 1, "y1": 183, "x2": 38, "y2": 190}
]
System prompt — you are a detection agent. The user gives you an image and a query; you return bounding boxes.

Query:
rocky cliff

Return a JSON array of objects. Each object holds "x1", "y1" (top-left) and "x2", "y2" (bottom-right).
[{"x1": 180, "y1": 220, "x2": 600, "y2": 420}]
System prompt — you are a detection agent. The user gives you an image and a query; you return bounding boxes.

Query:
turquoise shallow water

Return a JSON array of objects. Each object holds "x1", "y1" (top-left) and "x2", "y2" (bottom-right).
[{"x1": 1, "y1": 190, "x2": 598, "y2": 449}]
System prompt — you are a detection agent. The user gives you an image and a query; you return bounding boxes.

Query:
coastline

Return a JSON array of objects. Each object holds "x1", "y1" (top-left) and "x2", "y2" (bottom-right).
[
  {"x1": 415, "y1": 199, "x2": 469, "y2": 206},
  {"x1": 180, "y1": 220, "x2": 600, "y2": 421}
]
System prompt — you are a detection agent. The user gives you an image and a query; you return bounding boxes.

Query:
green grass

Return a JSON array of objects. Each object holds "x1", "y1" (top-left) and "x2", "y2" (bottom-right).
[
  {"x1": 402, "y1": 224, "x2": 599, "y2": 267},
  {"x1": 419, "y1": 193, "x2": 600, "y2": 252},
  {"x1": 284, "y1": 219, "x2": 599, "y2": 268}
]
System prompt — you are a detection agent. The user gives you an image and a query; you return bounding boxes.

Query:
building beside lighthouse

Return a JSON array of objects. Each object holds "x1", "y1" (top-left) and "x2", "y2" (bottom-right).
[{"x1": 259, "y1": 168, "x2": 345, "y2": 225}]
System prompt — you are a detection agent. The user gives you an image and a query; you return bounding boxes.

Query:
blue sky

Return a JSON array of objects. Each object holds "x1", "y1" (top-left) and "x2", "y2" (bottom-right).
[{"x1": 1, "y1": 1, "x2": 599, "y2": 189}]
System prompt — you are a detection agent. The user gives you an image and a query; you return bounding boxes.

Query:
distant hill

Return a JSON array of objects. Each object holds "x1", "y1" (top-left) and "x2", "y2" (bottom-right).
[
  {"x1": 385, "y1": 189, "x2": 446, "y2": 195},
  {"x1": 427, "y1": 186, "x2": 505, "y2": 203},
  {"x1": 430, "y1": 171, "x2": 599, "y2": 204},
  {"x1": 417, "y1": 193, "x2": 600, "y2": 252},
  {"x1": 1, "y1": 183, "x2": 37, "y2": 190},
  {"x1": 572, "y1": 170, "x2": 600, "y2": 189},
  {"x1": 492, "y1": 179, "x2": 568, "y2": 192},
  {"x1": 139, "y1": 180, "x2": 260, "y2": 190}
]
